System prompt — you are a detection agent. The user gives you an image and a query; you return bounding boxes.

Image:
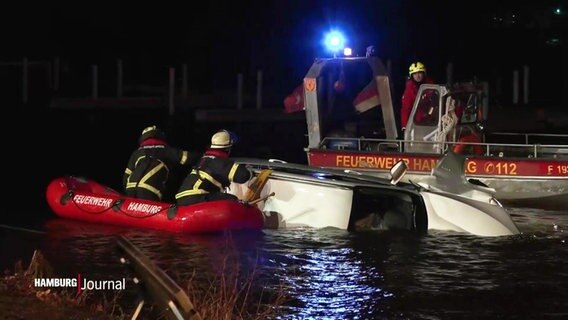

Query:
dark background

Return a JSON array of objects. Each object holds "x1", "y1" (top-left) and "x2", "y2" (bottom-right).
[
  {"x1": 1, "y1": 0, "x2": 566, "y2": 105},
  {"x1": 1, "y1": 0, "x2": 566, "y2": 219}
]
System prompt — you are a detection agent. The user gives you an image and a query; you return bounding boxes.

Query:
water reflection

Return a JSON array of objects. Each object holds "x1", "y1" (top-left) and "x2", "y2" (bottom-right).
[
  {"x1": 42, "y1": 218, "x2": 267, "y2": 283},
  {"x1": 1, "y1": 206, "x2": 567, "y2": 319},
  {"x1": 263, "y1": 229, "x2": 394, "y2": 319}
]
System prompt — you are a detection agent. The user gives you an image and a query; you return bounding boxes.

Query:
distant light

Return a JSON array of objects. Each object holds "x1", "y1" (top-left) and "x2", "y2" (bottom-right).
[
  {"x1": 554, "y1": 8, "x2": 561, "y2": 15},
  {"x1": 546, "y1": 38, "x2": 561, "y2": 46},
  {"x1": 343, "y1": 47, "x2": 352, "y2": 56},
  {"x1": 324, "y1": 31, "x2": 346, "y2": 53}
]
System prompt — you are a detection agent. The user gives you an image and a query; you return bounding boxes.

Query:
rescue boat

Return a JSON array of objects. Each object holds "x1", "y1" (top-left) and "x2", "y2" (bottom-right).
[
  {"x1": 296, "y1": 54, "x2": 568, "y2": 209},
  {"x1": 45, "y1": 176, "x2": 264, "y2": 233}
]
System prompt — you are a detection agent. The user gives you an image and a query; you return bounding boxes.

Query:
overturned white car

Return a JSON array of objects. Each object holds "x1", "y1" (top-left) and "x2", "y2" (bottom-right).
[{"x1": 230, "y1": 151, "x2": 520, "y2": 237}]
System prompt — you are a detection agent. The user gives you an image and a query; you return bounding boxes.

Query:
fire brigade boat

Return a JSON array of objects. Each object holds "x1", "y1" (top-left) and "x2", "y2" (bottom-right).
[{"x1": 299, "y1": 56, "x2": 568, "y2": 209}]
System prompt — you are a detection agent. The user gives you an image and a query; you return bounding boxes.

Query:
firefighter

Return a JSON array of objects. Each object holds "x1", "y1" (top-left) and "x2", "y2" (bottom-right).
[
  {"x1": 400, "y1": 61, "x2": 435, "y2": 134},
  {"x1": 453, "y1": 125, "x2": 484, "y2": 156},
  {"x1": 175, "y1": 130, "x2": 253, "y2": 206},
  {"x1": 123, "y1": 125, "x2": 199, "y2": 202}
]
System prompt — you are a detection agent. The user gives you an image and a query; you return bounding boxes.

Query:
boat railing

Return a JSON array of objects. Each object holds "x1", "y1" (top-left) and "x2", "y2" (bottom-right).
[
  {"x1": 316, "y1": 137, "x2": 568, "y2": 159},
  {"x1": 487, "y1": 132, "x2": 568, "y2": 145}
]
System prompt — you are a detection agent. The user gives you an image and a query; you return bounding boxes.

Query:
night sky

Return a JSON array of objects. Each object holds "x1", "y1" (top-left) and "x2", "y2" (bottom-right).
[
  {"x1": 0, "y1": 0, "x2": 566, "y2": 218},
  {"x1": 2, "y1": 0, "x2": 567, "y2": 105}
]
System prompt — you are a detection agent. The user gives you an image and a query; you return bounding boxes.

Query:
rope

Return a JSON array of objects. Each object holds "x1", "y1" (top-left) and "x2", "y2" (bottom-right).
[
  {"x1": 436, "y1": 97, "x2": 458, "y2": 148},
  {"x1": 69, "y1": 192, "x2": 116, "y2": 215},
  {"x1": 66, "y1": 192, "x2": 173, "y2": 219},
  {"x1": 0, "y1": 224, "x2": 45, "y2": 234},
  {"x1": 65, "y1": 185, "x2": 172, "y2": 220},
  {"x1": 114, "y1": 202, "x2": 173, "y2": 219}
]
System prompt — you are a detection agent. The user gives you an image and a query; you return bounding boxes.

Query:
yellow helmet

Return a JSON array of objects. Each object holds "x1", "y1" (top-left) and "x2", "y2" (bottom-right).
[
  {"x1": 210, "y1": 130, "x2": 232, "y2": 149},
  {"x1": 409, "y1": 61, "x2": 427, "y2": 76}
]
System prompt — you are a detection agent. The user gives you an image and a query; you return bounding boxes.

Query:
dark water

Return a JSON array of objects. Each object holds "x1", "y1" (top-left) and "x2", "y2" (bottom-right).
[
  {"x1": 1, "y1": 207, "x2": 567, "y2": 319},
  {"x1": 4, "y1": 108, "x2": 567, "y2": 318},
  {"x1": 7, "y1": 107, "x2": 307, "y2": 220}
]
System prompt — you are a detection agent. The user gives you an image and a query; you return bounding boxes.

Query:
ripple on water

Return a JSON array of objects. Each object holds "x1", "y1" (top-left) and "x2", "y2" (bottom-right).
[{"x1": 1, "y1": 206, "x2": 567, "y2": 319}]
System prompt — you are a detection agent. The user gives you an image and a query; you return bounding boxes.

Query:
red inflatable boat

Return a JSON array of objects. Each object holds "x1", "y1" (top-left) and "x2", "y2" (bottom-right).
[{"x1": 45, "y1": 176, "x2": 265, "y2": 233}]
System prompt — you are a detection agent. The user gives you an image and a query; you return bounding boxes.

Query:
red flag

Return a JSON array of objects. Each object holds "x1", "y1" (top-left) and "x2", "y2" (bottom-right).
[
  {"x1": 283, "y1": 84, "x2": 304, "y2": 113},
  {"x1": 353, "y1": 80, "x2": 380, "y2": 113}
]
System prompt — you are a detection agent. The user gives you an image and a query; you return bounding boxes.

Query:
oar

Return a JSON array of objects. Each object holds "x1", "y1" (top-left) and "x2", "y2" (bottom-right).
[{"x1": 247, "y1": 192, "x2": 275, "y2": 205}]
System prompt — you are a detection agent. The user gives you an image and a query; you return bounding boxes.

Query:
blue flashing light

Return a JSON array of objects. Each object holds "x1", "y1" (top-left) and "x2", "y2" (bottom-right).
[{"x1": 324, "y1": 31, "x2": 346, "y2": 53}]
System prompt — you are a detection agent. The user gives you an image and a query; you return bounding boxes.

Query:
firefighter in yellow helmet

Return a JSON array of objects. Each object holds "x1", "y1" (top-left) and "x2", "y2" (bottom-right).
[
  {"x1": 123, "y1": 125, "x2": 200, "y2": 202},
  {"x1": 400, "y1": 61, "x2": 434, "y2": 133},
  {"x1": 409, "y1": 61, "x2": 426, "y2": 75},
  {"x1": 175, "y1": 129, "x2": 253, "y2": 206}
]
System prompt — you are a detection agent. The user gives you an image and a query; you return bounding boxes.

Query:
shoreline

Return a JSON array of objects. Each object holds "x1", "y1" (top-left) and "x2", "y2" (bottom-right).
[{"x1": 1, "y1": 250, "x2": 125, "y2": 320}]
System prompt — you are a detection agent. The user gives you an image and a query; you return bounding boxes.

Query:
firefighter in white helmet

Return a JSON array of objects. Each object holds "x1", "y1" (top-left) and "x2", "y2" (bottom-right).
[{"x1": 175, "y1": 129, "x2": 253, "y2": 206}]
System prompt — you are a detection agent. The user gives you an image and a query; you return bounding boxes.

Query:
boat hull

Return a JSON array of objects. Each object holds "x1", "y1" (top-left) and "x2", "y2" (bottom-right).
[
  {"x1": 46, "y1": 176, "x2": 264, "y2": 233},
  {"x1": 307, "y1": 149, "x2": 568, "y2": 209}
]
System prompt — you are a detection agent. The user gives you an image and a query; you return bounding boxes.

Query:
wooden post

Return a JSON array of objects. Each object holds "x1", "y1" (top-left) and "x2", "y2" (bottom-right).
[
  {"x1": 22, "y1": 57, "x2": 28, "y2": 104},
  {"x1": 46, "y1": 61, "x2": 53, "y2": 89},
  {"x1": 482, "y1": 81, "x2": 489, "y2": 120},
  {"x1": 169, "y1": 67, "x2": 175, "y2": 116},
  {"x1": 117, "y1": 59, "x2": 123, "y2": 98},
  {"x1": 512, "y1": 70, "x2": 519, "y2": 105},
  {"x1": 446, "y1": 62, "x2": 453, "y2": 85},
  {"x1": 53, "y1": 57, "x2": 60, "y2": 91},
  {"x1": 256, "y1": 69, "x2": 262, "y2": 110},
  {"x1": 91, "y1": 64, "x2": 98, "y2": 99},
  {"x1": 182, "y1": 63, "x2": 188, "y2": 98},
  {"x1": 327, "y1": 75, "x2": 334, "y2": 110},
  {"x1": 237, "y1": 73, "x2": 243, "y2": 109},
  {"x1": 523, "y1": 65, "x2": 529, "y2": 105},
  {"x1": 496, "y1": 77, "x2": 502, "y2": 108}
]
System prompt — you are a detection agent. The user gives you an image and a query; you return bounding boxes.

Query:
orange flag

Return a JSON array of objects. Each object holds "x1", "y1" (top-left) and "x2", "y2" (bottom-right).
[{"x1": 283, "y1": 84, "x2": 304, "y2": 113}]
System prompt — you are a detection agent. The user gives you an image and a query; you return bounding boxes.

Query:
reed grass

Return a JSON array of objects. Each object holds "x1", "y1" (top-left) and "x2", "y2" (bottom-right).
[
  {"x1": 1, "y1": 250, "x2": 125, "y2": 319},
  {"x1": 2, "y1": 245, "x2": 289, "y2": 320},
  {"x1": 180, "y1": 254, "x2": 288, "y2": 320}
]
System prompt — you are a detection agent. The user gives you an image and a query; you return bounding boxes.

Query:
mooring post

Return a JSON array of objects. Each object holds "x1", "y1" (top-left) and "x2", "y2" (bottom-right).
[
  {"x1": 22, "y1": 57, "x2": 28, "y2": 104},
  {"x1": 169, "y1": 67, "x2": 175, "y2": 116},
  {"x1": 256, "y1": 69, "x2": 263, "y2": 110},
  {"x1": 117, "y1": 59, "x2": 123, "y2": 98},
  {"x1": 237, "y1": 73, "x2": 244, "y2": 110},
  {"x1": 91, "y1": 64, "x2": 98, "y2": 99}
]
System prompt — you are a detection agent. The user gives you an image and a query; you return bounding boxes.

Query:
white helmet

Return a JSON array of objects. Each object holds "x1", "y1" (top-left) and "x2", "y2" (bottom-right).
[{"x1": 210, "y1": 130, "x2": 232, "y2": 149}]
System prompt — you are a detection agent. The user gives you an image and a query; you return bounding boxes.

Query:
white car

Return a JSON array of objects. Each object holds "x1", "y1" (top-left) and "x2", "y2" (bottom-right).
[{"x1": 229, "y1": 152, "x2": 520, "y2": 237}]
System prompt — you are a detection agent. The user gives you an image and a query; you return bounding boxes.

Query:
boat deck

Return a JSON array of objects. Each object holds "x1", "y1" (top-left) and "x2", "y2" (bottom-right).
[{"x1": 317, "y1": 132, "x2": 568, "y2": 160}]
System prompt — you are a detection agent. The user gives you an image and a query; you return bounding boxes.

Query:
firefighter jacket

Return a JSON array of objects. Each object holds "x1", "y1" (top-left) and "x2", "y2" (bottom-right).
[
  {"x1": 401, "y1": 77, "x2": 434, "y2": 129},
  {"x1": 175, "y1": 149, "x2": 252, "y2": 202},
  {"x1": 123, "y1": 138, "x2": 198, "y2": 201}
]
